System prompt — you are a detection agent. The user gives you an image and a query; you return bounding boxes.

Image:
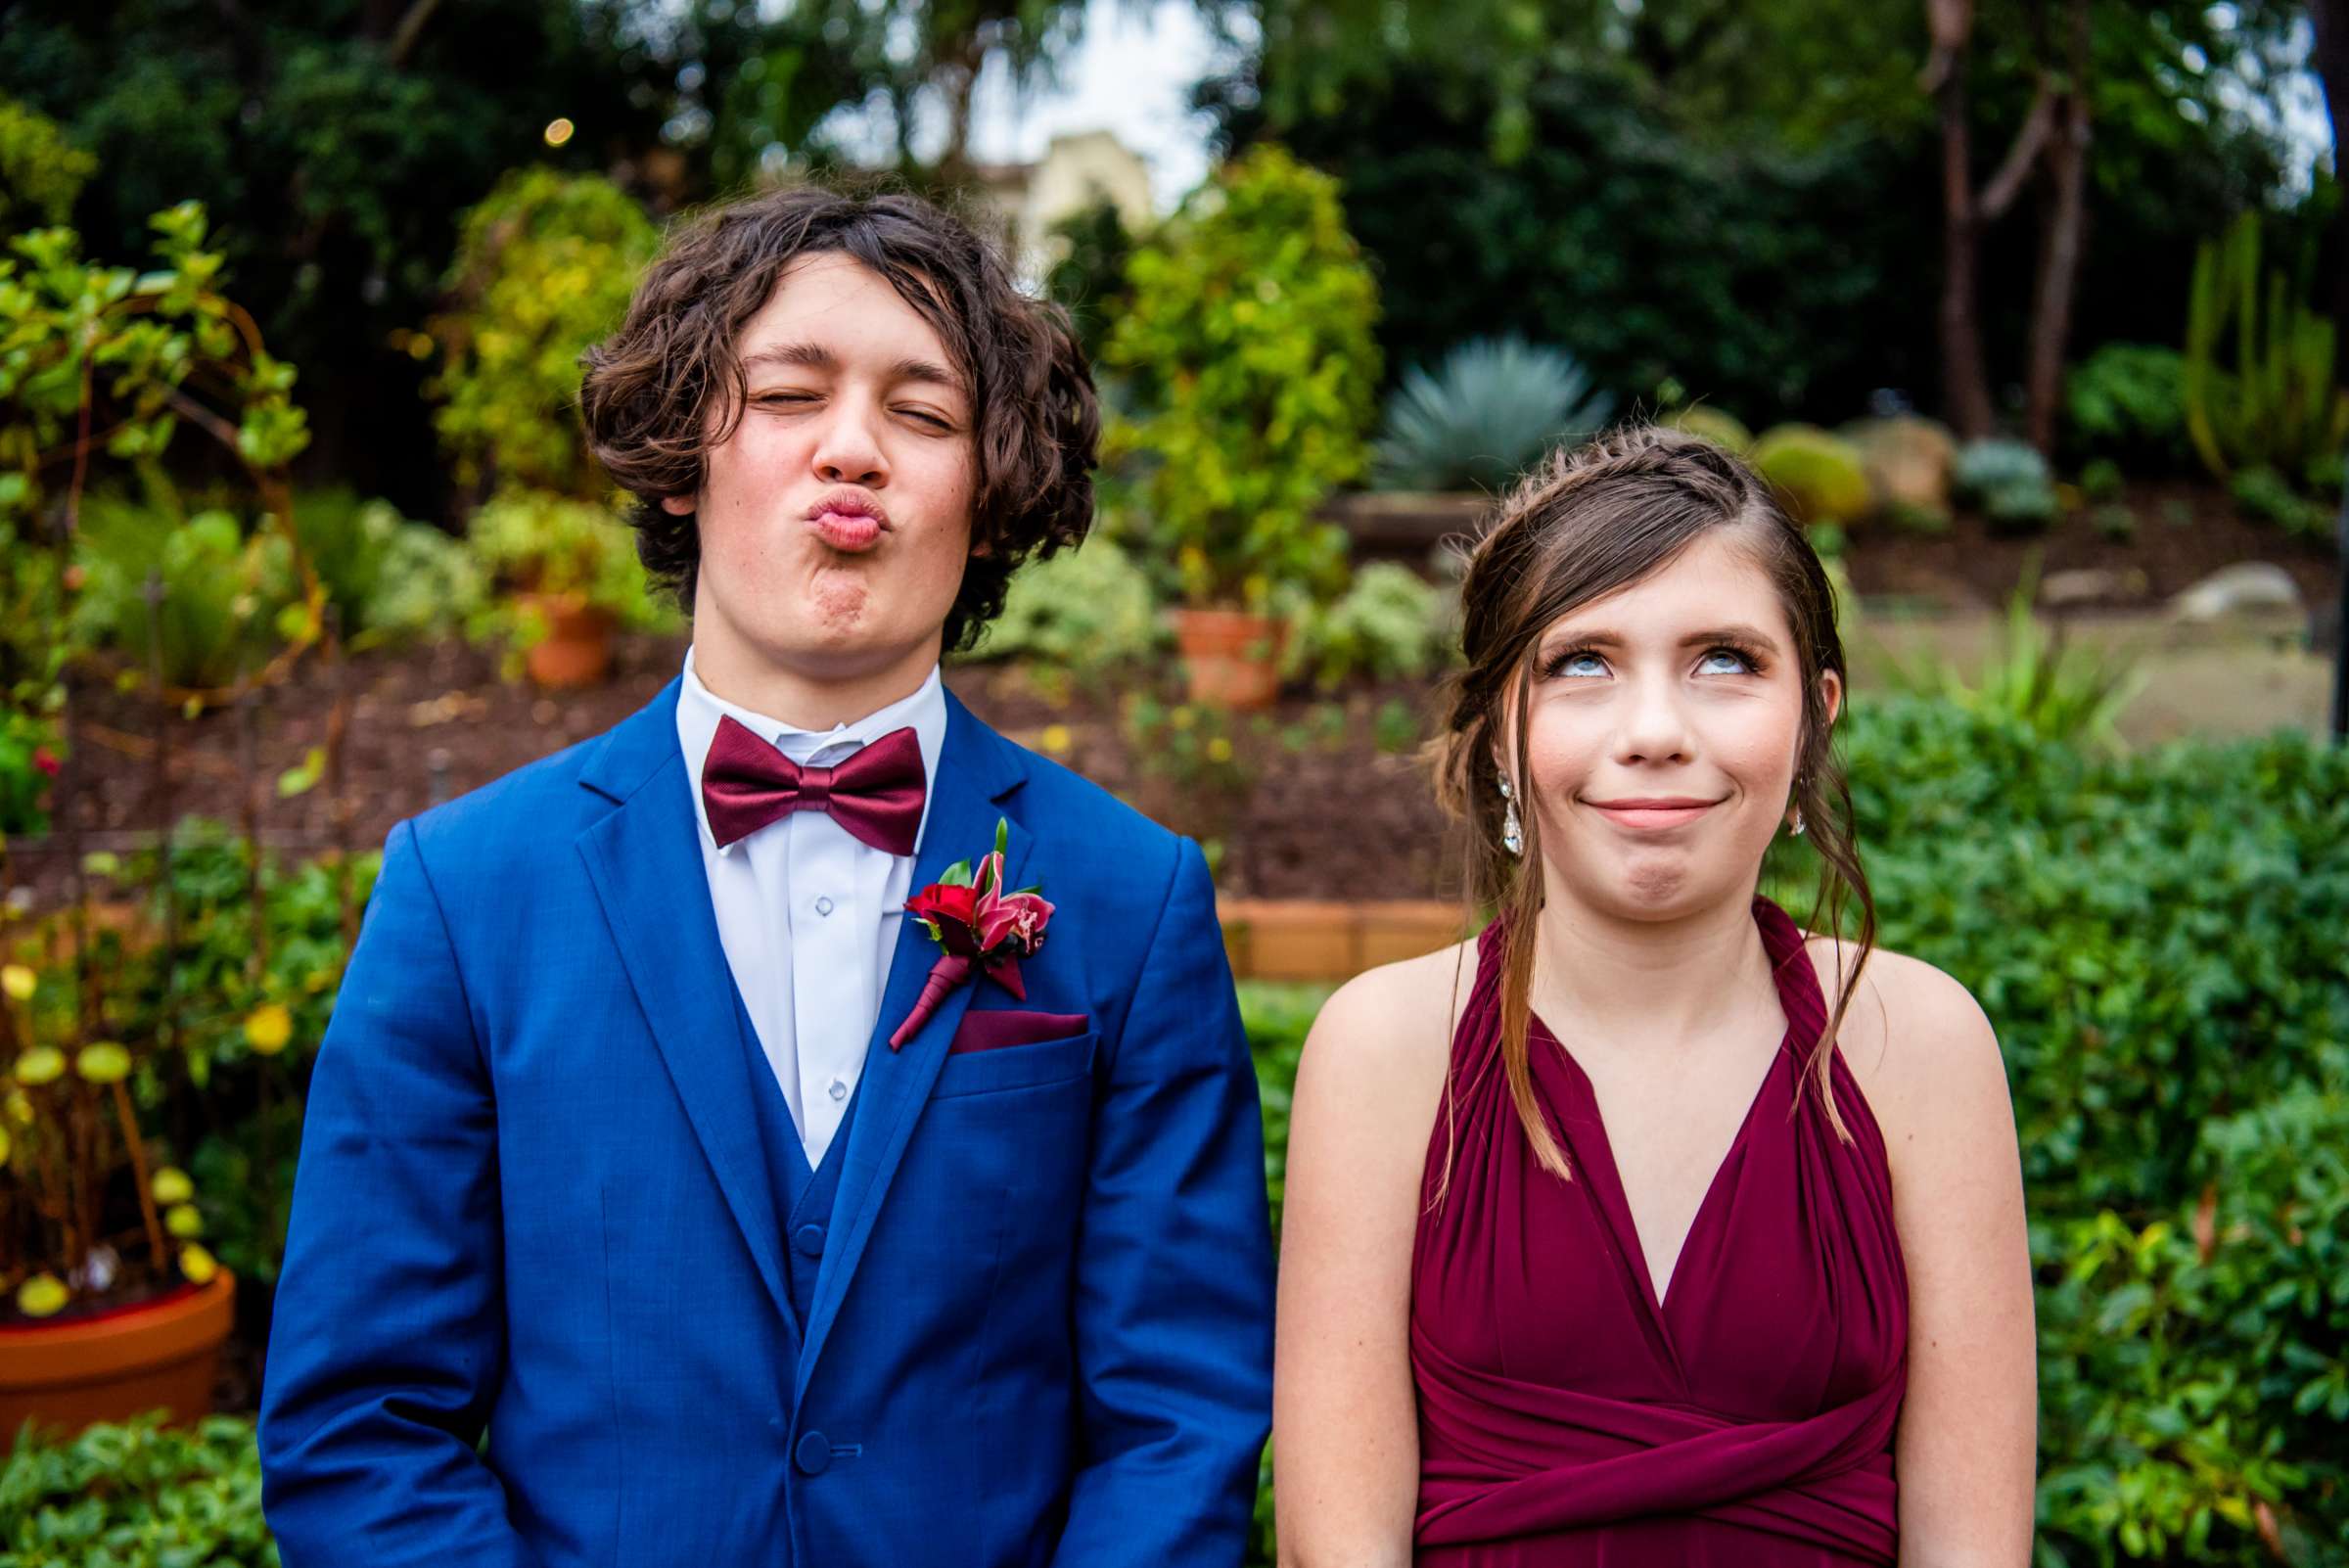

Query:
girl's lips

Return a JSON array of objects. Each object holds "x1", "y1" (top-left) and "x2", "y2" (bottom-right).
[
  {"x1": 808, "y1": 509, "x2": 884, "y2": 552},
  {"x1": 1587, "y1": 800, "x2": 1720, "y2": 831}
]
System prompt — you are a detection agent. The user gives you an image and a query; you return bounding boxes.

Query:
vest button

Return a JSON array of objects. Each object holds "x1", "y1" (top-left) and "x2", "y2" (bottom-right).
[
  {"x1": 794, "y1": 1431, "x2": 831, "y2": 1475},
  {"x1": 794, "y1": 1222, "x2": 826, "y2": 1258}
]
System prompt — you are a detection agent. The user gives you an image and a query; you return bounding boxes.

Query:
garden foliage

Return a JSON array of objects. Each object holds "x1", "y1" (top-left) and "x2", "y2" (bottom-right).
[
  {"x1": 427, "y1": 167, "x2": 658, "y2": 500},
  {"x1": 1372, "y1": 336, "x2": 1613, "y2": 494},
  {"x1": 1105, "y1": 145, "x2": 1381, "y2": 611}
]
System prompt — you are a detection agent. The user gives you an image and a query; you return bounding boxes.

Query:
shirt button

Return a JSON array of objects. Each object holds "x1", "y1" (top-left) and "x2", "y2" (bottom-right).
[
  {"x1": 828, "y1": 1078, "x2": 849, "y2": 1102},
  {"x1": 814, "y1": 896, "x2": 835, "y2": 917}
]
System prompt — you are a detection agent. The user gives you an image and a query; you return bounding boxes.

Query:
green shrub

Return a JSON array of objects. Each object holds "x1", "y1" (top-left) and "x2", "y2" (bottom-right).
[
  {"x1": 1371, "y1": 336, "x2": 1614, "y2": 493},
  {"x1": 2079, "y1": 458, "x2": 2126, "y2": 503},
  {"x1": 1836, "y1": 701, "x2": 2349, "y2": 1220},
  {"x1": 1287, "y1": 563, "x2": 1453, "y2": 688},
  {"x1": 0, "y1": 1414, "x2": 277, "y2": 1567},
  {"x1": 1660, "y1": 404, "x2": 1754, "y2": 453},
  {"x1": 2065, "y1": 344, "x2": 2191, "y2": 469},
  {"x1": 1105, "y1": 146, "x2": 1381, "y2": 611},
  {"x1": 428, "y1": 168, "x2": 658, "y2": 498},
  {"x1": 2185, "y1": 210, "x2": 2349, "y2": 490},
  {"x1": 2230, "y1": 465, "x2": 2336, "y2": 540},
  {"x1": 287, "y1": 488, "x2": 485, "y2": 651},
  {"x1": 0, "y1": 97, "x2": 95, "y2": 229},
  {"x1": 2035, "y1": 1084, "x2": 2349, "y2": 1564},
  {"x1": 69, "y1": 499, "x2": 306, "y2": 692},
  {"x1": 1748, "y1": 424, "x2": 1870, "y2": 528},
  {"x1": 966, "y1": 535, "x2": 1165, "y2": 671},
  {"x1": 1954, "y1": 438, "x2": 2058, "y2": 533},
  {"x1": 0, "y1": 709, "x2": 57, "y2": 837},
  {"x1": 63, "y1": 821, "x2": 382, "y2": 1285}
]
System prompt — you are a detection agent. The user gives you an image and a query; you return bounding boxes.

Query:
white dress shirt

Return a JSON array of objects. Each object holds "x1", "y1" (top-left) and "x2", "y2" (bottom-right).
[{"x1": 675, "y1": 647, "x2": 948, "y2": 1167}]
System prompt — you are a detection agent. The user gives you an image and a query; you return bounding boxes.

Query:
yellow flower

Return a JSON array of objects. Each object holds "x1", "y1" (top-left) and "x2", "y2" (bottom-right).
[
  {"x1": 178, "y1": 1245, "x2": 218, "y2": 1285},
  {"x1": 152, "y1": 1167, "x2": 194, "y2": 1206},
  {"x1": 243, "y1": 1003, "x2": 295, "y2": 1056},
  {"x1": 4, "y1": 1091, "x2": 28, "y2": 1126},
  {"x1": 0, "y1": 965, "x2": 33, "y2": 1002},
  {"x1": 13, "y1": 1047, "x2": 65, "y2": 1086},
  {"x1": 1039, "y1": 724, "x2": 1072, "y2": 755},
  {"x1": 1207, "y1": 736, "x2": 1235, "y2": 763},
  {"x1": 15, "y1": 1273, "x2": 67, "y2": 1317},
  {"x1": 165, "y1": 1204, "x2": 205, "y2": 1238},
  {"x1": 74, "y1": 1042, "x2": 131, "y2": 1084}
]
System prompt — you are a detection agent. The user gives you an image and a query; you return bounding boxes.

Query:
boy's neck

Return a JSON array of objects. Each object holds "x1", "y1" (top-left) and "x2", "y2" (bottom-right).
[{"x1": 690, "y1": 634, "x2": 943, "y2": 733}]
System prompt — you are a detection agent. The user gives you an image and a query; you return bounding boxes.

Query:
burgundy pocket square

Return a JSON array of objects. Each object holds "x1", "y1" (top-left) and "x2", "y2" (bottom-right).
[{"x1": 946, "y1": 1009, "x2": 1091, "y2": 1055}]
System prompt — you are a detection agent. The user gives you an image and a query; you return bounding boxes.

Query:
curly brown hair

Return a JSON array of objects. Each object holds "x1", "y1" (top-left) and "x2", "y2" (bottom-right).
[{"x1": 576, "y1": 180, "x2": 1100, "y2": 653}]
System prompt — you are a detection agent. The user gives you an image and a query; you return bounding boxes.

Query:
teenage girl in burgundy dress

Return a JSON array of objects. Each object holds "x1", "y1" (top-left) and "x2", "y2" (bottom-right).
[{"x1": 1273, "y1": 426, "x2": 2037, "y2": 1567}]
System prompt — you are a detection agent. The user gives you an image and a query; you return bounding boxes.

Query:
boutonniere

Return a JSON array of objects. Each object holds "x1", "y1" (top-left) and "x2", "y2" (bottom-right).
[{"x1": 889, "y1": 818, "x2": 1054, "y2": 1049}]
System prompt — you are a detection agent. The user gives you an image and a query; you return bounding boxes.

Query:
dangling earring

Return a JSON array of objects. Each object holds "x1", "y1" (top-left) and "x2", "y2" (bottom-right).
[
  {"x1": 1497, "y1": 775, "x2": 1524, "y2": 857},
  {"x1": 1789, "y1": 775, "x2": 1807, "y2": 837}
]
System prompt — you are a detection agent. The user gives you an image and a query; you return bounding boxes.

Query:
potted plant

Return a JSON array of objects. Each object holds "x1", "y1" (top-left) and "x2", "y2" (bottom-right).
[
  {"x1": 0, "y1": 953, "x2": 232, "y2": 1436},
  {"x1": 428, "y1": 170, "x2": 668, "y2": 689},
  {"x1": 467, "y1": 487, "x2": 677, "y2": 688},
  {"x1": 1104, "y1": 146, "x2": 1382, "y2": 709}
]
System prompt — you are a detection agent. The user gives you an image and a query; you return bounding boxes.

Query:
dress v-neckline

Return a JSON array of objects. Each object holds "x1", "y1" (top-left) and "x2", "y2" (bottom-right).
[
  {"x1": 1524, "y1": 915, "x2": 1807, "y2": 1320},
  {"x1": 1537, "y1": 1026, "x2": 1788, "y2": 1318}
]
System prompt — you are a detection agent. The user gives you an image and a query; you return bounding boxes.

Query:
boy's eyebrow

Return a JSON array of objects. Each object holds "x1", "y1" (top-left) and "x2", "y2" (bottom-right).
[{"x1": 740, "y1": 343, "x2": 964, "y2": 393}]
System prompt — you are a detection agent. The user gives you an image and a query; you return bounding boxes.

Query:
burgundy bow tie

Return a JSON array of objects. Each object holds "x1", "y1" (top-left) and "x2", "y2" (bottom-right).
[{"x1": 700, "y1": 715, "x2": 926, "y2": 856}]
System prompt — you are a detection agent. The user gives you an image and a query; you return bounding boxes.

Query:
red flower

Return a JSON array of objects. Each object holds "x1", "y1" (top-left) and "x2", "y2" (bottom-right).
[
  {"x1": 897, "y1": 882, "x2": 972, "y2": 944},
  {"x1": 889, "y1": 818, "x2": 1055, "y2": 1049},
  {"x1": 30, "y1": 748, "x2": 60, "y2": 779}
]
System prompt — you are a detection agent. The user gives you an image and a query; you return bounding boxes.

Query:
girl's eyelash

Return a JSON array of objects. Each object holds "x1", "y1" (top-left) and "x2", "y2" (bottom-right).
[{"x1": 1542, "y1": 642, "x2": 1769, "y2": 677}]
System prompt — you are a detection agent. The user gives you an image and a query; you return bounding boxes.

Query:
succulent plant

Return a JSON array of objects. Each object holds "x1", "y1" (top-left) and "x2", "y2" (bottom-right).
[{"x1": 1373, "y1": 336, "x2": 1616, "y2": 493}]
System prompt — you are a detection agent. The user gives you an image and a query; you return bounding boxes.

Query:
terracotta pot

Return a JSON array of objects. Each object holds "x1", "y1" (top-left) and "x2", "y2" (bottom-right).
[
  {"x1": 1173, "y1": 607, "x2": 1287, "y2": 711},
  {"x1": 518, "y1": 591, "x2": 618, "y2": 690},
  {"x1": 0, "y1": 1270, "x2": 235, "y2": 1439}
]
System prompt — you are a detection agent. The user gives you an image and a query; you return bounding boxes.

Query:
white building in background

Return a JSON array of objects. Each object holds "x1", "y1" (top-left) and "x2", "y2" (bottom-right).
[{"x1": 971, "y1": 129, "x2": 1155, "y2": 283}]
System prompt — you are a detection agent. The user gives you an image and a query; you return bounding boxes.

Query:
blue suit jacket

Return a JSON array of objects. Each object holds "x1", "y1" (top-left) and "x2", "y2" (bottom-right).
[{"x1": 259, "y1": 680, "x2": 1274, "y2": 1568}]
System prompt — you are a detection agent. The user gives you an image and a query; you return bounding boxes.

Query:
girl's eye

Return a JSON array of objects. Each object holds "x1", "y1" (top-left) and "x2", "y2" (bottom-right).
[
  {"x1": 898, "y1": 408, "x2": 953, "y2": 431},
  {"x1": 1697, "y1": 648, "x2": 1755, "y2": 674},
  {"x1": 1553, "y1": 651, "x2": 1608, "y2": 678}
]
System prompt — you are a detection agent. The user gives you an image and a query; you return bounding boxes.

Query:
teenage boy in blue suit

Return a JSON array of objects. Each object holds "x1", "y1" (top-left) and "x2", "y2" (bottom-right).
[{"x1": 258, "y1": 184, "x2": 1274, "y2": 1568}]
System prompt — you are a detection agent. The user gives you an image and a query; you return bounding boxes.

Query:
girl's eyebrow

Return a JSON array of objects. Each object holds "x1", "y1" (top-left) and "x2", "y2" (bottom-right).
[{"x1": 1538, "y1": 624, "x2": 1782, "y2": 654}]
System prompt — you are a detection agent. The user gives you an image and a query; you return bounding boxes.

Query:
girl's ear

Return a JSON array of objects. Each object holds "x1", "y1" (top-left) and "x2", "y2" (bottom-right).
[
  {"x1": 659, "y1": 493, "x2": 695, "y2": 517},
  {"x1": 1819, "y1": 669, "x2": 1844, "y2": 727}
]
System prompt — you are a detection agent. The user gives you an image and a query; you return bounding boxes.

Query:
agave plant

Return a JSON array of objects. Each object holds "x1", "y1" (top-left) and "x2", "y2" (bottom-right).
[{"x1": 1373, "y1": 337, "x2": 1616, "y2": 494}]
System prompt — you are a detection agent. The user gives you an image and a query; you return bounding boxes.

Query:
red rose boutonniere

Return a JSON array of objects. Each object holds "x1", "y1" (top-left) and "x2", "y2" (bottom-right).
[{"x1": 889, "y1": 818, "x2": 1054, "y2": 1049}]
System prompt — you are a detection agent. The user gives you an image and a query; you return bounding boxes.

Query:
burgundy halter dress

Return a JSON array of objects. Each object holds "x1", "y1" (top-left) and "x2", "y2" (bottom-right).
[{"x1": 1410, "y1": 899, "x2": 1909, "y2": 1565}]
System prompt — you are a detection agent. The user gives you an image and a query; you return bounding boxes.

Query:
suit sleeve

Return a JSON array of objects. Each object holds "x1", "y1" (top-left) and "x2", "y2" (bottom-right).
[
  {"x1": 1050, "y1": 836, "x2": 1275, "y2": 1568},
  {"x1": 258, "y1": 819, "x2": 541, "y2": 1568}
]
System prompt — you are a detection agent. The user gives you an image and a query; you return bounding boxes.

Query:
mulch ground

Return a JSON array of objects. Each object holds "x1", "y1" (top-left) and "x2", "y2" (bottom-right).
[
  {"x1": 15, "y1": 634, "x2": 1466, "y2": 907},
  {"x1": 1833, "y1": 479, "x2": 2340, "y2": 613}
]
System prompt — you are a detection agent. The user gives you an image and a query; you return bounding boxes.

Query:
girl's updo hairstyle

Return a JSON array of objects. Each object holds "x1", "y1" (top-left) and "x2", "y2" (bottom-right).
[{"x1": 1432, "y1": 422, "x2": 1877, "y2": 1183}]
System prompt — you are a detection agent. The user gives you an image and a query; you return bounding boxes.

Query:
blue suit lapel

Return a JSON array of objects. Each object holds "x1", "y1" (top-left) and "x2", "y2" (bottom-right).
[
  {"x1": 796, "y1": 690, "x2": 1031, "y2": 1401},
  {"x1": 575, "y1": 679, "x2": 801, "y2": 1344}
]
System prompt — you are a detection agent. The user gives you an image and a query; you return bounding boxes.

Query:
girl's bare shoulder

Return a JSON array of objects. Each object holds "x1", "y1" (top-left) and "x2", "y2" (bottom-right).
[{"x1": 1294, "y1": 938, "x2": 1479, "y2": 1130}]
